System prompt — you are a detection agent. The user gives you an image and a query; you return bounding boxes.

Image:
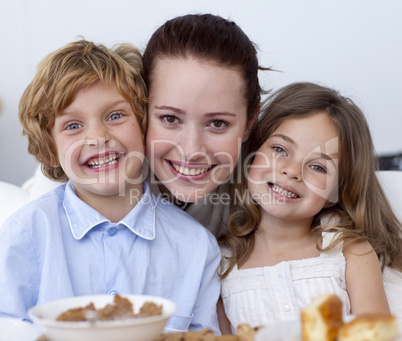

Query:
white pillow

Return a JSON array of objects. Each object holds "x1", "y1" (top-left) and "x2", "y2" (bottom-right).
[
  {"x1": 376, "y1": 171, "x2": 402, "y2": 222},
  {"x1": 22, "y1": 166, "x2": 61, "y2": 201},
  {"x1": 0, "y1": 181, "x2": 30, "y2": 228}
]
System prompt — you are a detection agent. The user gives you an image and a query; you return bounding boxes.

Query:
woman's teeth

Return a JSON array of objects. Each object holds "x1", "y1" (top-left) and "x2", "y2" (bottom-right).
[
  {"x1": 172, "y1": 163, "x2": 210, "y2": 176},
  {"x1": 271, "y1": 184, "x2": 299, "y2": 198},
  {"x1": 87, "y1": 154, "x2": 121, "y2": 168}
]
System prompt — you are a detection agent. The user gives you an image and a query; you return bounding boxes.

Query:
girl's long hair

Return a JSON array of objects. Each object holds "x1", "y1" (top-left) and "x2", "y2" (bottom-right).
[{"x1": 219, "y1": 82, "x2": 402, "y2": 278}]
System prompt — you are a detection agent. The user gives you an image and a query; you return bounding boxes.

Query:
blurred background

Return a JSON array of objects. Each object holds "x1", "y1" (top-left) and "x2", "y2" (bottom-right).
[{"x1": 1, "y1": 0, "x2": 401, "y2": 186}]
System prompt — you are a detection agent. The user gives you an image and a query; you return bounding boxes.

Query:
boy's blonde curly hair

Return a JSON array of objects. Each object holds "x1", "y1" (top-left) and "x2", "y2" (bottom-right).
[{"x1": 19, "y1": 39, "x2": 147, "y2": 182}]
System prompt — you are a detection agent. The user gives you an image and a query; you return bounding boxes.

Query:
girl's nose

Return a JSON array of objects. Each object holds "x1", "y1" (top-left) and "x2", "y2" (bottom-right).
[{"x1": 280, "y1": 159, "x2": 302, "y2": 181}]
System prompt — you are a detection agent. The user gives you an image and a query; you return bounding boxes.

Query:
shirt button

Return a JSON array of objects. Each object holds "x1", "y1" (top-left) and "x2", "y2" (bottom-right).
[
  {"x1": 277, "y1": 271, "x2": 281, "y2": 278},
  {"x1": 108, "y1": 228, "x2": 117, "y2": 237},
  {"x1": 108, "y1": 290, "x2": 118, "y2": 295},
  {"x1": 284, "y1": 304, "x2": 290, "y2": 312}
]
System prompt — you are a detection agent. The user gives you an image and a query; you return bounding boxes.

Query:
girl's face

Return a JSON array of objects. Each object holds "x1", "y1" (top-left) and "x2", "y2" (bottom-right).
[
  {"x1": 146, "y1": 57, "x2": 252, "y2": 202},
  {"x1": 248, "y1": 112, "x2": 340, "y2": 224},
  {"x1": 51, "y1": 83, "x2": 144, "y2": 206}
]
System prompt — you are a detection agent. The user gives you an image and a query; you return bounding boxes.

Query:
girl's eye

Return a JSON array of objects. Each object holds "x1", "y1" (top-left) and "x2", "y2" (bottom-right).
[
  {"x1": 162, "y1": 115, "x2": 179, "y2": 124},
  {"x1": 66, "y1": 123, "x2": 81, "y2": 130},
  {"x1": 310, "y1": 164, "x2": 326, "y2": 173},
  {"x1": 109, "y1": 112, "x2": 123, "y2": 121},
  {"x1": 273, "y1": 146, "x2": 287, "y2": 155}
]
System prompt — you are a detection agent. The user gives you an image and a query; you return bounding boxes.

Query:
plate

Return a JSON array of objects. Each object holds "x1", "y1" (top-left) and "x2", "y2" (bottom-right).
[
  {"x1": 0, "y1": 318, "x2": 41, "y2": 341},
  {"x1": 255, "y1": 320, "x2": 301, "y2": 341},
  {"x1": 254, "y1": 316, "x2": 402, "y2": 341}
]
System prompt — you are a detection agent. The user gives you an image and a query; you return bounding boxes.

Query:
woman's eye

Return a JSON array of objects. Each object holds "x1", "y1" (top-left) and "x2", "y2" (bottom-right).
[
  {"x1": 162, "y1": 116, "x2": 178, "y2": 124},
  {"x1": 209, "y1": 120, "x2": 228, "y2": 129},
  {"x1": 310, "y1": 164, "x2": 326, "y2": 173},
  {"x1": 273, "y1": 146, "x2": 287, "y2": 155},
  {"x1": 109, "y1": 112, "x2": 123, "y2": 121},
  {"x1": 66, "y1": 123, "x2": 81, "y2": 130}
]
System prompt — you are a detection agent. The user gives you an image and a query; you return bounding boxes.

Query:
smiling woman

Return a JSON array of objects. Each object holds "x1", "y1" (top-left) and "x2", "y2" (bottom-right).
[
  {"x1": 143, "y1": 13, "x2": 268, "y2": 237},
  {"x1": 146, "y1": 58, "x2": 248, "y2": 202}
]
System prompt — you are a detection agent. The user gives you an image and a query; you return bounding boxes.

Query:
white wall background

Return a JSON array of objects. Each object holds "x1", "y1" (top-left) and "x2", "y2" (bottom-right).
[{"x1": 1, "y1": 0, "x2": 401, "y2": 185}]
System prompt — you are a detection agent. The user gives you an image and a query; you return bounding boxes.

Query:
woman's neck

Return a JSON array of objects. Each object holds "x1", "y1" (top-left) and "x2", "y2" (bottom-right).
[{"x1": 157, "y1": 183, "x2": 191, "y2": 210}]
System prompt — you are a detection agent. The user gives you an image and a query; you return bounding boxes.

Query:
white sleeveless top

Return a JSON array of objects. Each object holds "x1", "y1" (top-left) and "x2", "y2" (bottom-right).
[{"x1": 220, "y1": 232, "x2": 350, "y2": 332}]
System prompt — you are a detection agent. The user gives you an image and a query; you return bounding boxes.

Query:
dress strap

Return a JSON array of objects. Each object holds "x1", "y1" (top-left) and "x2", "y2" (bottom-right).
[
  {"x1": 320, "y1": 231, "x2": 343, "y2": 259},
  {"x1": 322, "y1": 232, "x2": 336, "y2": 248}
]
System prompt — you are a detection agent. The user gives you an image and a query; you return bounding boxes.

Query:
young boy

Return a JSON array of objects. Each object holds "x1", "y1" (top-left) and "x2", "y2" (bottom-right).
[{"x1": 0, "y1": 40, "x2": 221, "y2": 334}]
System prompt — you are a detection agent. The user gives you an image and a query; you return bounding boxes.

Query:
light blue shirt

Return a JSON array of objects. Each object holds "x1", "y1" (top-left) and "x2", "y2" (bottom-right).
[{"x1": 0, "y1": 181, "x2": 221, "y2": 334}]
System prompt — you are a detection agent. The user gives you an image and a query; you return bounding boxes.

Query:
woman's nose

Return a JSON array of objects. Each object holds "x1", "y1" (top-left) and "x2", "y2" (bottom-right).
[{"x1": 179, "y1": 128, "x2": 207, "y2": 161}]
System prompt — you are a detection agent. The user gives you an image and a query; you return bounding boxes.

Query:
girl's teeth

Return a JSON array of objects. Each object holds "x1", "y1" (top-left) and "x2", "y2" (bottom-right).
[
  {"x1": 172, "y1": 163, "x2": 209, "y2": 176},
  {"x1": 271, "y1": 184, "x2": 298, "y2": 198}
]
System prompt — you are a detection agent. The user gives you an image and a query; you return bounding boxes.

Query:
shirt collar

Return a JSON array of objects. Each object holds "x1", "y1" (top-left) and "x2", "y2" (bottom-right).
[{"x1": 63, "y1": 181, "x2": 156, "y2": 240}]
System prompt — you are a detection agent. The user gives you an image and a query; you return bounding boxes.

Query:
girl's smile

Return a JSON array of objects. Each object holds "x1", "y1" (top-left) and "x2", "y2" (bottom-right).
[
  {"x1": 268, "y1": 182, "x2": 301, "y2": 200},
  {"x1": 248, "y1": 112, "x2": 340, "y2": 223}
]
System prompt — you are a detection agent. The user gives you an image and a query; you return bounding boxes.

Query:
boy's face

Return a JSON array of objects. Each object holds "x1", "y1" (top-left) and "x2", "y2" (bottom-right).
[{"x1": 51, "y1": 83, "x2": 144, "y2": 204}]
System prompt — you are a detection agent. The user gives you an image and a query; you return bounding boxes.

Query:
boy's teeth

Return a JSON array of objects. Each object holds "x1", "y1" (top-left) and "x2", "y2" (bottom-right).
[
  {"x1": 87, "y1": 154, "x2": 120, "y2": 168},
  {"x1": 271, "y1": 184, "x2": 298, "y2": 198},
  {"x1": 172, "y1": 163, "x2": 209, "y2": 176}
]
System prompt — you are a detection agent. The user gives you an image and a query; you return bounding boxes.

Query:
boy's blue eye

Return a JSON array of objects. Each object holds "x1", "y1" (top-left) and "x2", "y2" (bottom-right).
[
  {"x1": 110, "y1": 113, "x2": 123, "y2": 121},
  {"x1": 66, "y1": 123, "x2": 81, "y2": 130}
]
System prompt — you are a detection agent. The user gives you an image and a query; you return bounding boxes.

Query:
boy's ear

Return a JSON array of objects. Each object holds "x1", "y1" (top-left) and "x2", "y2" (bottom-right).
[{"x1": 242, "y1": 103, "x2": 261, "y2": 142}]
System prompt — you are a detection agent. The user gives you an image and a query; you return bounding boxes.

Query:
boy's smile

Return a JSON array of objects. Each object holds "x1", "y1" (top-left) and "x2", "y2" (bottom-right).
[
  {"x1": 51, "y1": 82, "x2": 144, "y2": 207},
  {"x1": 85, "y1": 152, "x2": 122, "y2": 170}
]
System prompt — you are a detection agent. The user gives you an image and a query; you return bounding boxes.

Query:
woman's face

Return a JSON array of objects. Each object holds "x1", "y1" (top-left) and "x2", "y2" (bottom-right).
[{"x1": 146, "y1": 57, "x2": 251, "y2": 202}]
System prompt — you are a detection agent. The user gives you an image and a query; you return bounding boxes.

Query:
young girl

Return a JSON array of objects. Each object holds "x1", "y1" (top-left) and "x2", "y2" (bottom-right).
[{"x1": 218, "y1": 82, "x2": 402, "y2": 333}]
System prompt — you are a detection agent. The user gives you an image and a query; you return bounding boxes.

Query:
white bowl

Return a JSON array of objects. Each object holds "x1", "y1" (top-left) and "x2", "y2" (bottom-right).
[{"x1": 28, "y1": 294, "x2": 176, "y2": 341}]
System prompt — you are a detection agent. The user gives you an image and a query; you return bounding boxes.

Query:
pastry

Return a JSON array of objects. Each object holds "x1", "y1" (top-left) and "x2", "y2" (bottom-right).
[
  {"x1": 339, "y1": 313, "x2": 399, "y2": 341},
  {"x1": 301, "y1": 294, "x2": 343, "y2": 341}
]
